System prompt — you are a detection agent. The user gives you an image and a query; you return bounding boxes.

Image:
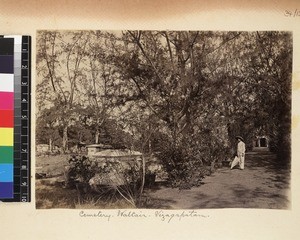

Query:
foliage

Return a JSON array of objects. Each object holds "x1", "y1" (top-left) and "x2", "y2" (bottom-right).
[
  {"x1": 158, "y1": 128, "x2": 231, "y2": 189},
  {"x1": 66, "y1": 155, "x2": 99, "y2": 185},
  {"x1": 37, "y1": 30, "x2": 292, "y2": 188},
  {"x1": 65, "y1": 155, "x2": 145, "y2": 207}
]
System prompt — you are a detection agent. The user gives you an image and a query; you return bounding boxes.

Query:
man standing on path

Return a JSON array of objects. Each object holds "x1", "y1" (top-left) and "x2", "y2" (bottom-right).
[{"x1": 230, "y1": 136, "x2": 246, "y2": 170}]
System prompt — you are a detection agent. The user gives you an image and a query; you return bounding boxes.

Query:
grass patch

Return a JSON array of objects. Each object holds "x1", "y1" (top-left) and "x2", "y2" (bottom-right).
[
  {"x1": 36, "y1": 180, "x2": 134, "y2": 209},
  {"x1": 36, "y1": 154, "x2": 70, "y2": 177}
]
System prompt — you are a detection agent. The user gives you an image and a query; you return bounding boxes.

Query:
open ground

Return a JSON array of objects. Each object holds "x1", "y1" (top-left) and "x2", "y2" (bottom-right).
[{"x1": 36, "y1": 150, "x2": 290, "y2": 209}]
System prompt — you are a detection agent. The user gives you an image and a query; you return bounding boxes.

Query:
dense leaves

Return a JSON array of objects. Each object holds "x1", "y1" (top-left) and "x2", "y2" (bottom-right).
[{"x1": 37, "y1": 30, "x2": 292, "y2": 187}]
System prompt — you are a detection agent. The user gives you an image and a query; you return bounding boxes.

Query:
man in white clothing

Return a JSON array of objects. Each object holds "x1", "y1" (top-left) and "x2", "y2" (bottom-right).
[{"x1": 230, "y1": 136, "x2": 246, "y2": 170}]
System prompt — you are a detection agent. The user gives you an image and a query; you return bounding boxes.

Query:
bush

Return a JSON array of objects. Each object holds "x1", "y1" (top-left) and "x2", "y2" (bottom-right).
[
  {"x1": 65, "y1": 155, "x2": 99, "y2": 187},
  {"x1": 157, "y1": 132, "x2": 231, "y2": 189},
  {"x1": 65, "y1": 154, "x2": 145, "y2": 207}
]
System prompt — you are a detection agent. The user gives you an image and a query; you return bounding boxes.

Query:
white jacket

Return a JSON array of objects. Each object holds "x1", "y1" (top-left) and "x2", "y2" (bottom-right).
[{"x1": 237, "y1": 141, "x2": 245, "y2": 157}]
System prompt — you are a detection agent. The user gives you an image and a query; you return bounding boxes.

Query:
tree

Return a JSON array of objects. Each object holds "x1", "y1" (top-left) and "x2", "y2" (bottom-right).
[
  {"x1": 36, "y1": 30, "x2": 292, "y2": 187},
  {"x1": 37, "y1": 31, "x2": 91, "y2": 152},
  {"x1": 75, "y1": 31, "x2": 122, "y2": 144},
  {"x1": 106, "y1": 31, "x2": 243, "y2": 184},
  {"x1": 36, "y1": 106, "x2": 61, "y2": 151}
]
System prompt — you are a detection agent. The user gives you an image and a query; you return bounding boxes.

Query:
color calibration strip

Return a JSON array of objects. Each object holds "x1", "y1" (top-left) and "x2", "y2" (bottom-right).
[
  {"x1": 0, "y1": 37, "x2": 14, "y2": 199},
  {"x1": 0, "y1": 36, "x2": 31, "y2": 202}
]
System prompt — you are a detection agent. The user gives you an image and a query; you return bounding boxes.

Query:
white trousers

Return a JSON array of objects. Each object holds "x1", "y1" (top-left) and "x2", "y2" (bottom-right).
[{"x1": 230, "y1": 155, "x2": 245, "y2": 169}]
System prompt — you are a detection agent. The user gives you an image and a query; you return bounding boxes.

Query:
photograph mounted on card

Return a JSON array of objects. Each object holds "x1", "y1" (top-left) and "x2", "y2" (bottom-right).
[{"x1": 35, "y1": 30, "x2": 291, "y2": 210}]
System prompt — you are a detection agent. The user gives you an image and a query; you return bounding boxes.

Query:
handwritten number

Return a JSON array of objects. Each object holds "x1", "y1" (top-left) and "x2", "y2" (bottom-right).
[
  {"x1": 284, "y1": 9, "x2": 300, "y2": 17},
  {"x1": 284, "y1": 10, "x2": 292, "y2": 17}
]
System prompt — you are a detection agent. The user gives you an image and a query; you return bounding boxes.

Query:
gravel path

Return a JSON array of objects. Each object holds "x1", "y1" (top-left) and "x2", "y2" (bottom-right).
[{"x1": 145, "y1": 151, "x2": 291, "y2": 209}]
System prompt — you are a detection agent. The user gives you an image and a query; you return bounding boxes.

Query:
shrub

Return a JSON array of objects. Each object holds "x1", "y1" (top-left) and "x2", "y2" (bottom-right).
[
  {"x1": 157, "y1": 132, "x2": 231, "y2": 189},
  {"x1": 65, "y1": 155, "x2": 99, "y2": 187},
  {"x1": 65, "y1": 154, "x2": 145, "y2": 207}
]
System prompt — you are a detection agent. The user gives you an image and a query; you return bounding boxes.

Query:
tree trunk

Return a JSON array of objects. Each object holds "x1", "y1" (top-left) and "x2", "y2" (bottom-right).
[
  {"x1": 49, "y1": 138, "x2": 53, "y2": 153},
  {"x1": 148, "y1": 139, "x2": 152, "y2": 154},
  {"x1": 138, "y1": 154, "x2": 146, "y2": 206},
  {"x1": 277, "y1": 99, "x2": 291, "y2": 164},
  {"x1": 79, "y1": 132, "x2": 83, "y2": 143},
  {"x1": 62, "y1": 125, "x2": 68, "y2": 153},
  {"x1": 95, "y1": 129, "x2": 100, "y2": 144}
]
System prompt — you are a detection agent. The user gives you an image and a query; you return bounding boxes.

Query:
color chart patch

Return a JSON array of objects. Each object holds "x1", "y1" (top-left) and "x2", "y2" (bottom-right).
[
  {"x1": 0, "y1": 37, "x2": 14, "y2": 199},
  {"x1": 0, "y1": 36, "x2": 31, "y2": 202}
]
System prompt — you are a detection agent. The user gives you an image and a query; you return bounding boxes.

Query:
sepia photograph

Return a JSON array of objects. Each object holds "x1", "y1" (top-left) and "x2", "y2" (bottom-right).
[{"x1": 35, "y1": 30, "x2": 292, "y2": 210}]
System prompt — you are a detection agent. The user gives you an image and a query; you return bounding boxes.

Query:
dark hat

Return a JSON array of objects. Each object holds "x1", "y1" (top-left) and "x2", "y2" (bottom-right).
[{"x1": 236, "y1": 136, "x2": 244, "y2": 142}]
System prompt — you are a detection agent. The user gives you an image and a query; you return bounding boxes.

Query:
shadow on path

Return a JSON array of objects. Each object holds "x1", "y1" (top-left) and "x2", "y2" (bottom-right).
[{"x1": 144, "y1": 151, "x2": 291, "y2": 209}]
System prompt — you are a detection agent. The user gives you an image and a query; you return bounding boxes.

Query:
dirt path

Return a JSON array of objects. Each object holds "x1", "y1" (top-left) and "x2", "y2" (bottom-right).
[{"x1": 145, "y1": 151, "x2": 291, "y2": 209}]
